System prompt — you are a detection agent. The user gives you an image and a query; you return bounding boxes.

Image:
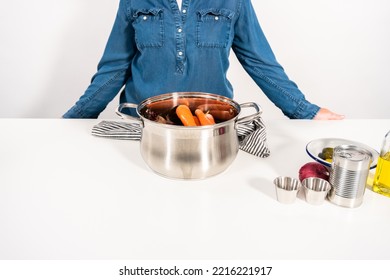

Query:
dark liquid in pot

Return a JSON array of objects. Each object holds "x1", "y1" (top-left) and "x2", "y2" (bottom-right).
[{"x1": 140, "y1": 97, "x2": 238, "y2": 125}]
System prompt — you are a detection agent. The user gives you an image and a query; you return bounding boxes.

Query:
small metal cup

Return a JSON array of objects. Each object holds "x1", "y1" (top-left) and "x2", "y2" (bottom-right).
[
  {"x1": 273, "y1": 176, "x2": 301, "y2": 204},
  {"x1": 302, "y1": 177, "x2": 331, "y2": 205}
]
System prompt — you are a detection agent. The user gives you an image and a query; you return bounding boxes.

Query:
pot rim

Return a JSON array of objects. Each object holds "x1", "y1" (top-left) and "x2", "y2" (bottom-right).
[
  {"x1": 116, "y1": 92, "x2": 262, "y2": 129},
  {"x1": 138, "y1": 92, "x2": 240, "y2": 129},
  {"x1": 139, "y1": 91, "x2": 240, "y2": 110}
]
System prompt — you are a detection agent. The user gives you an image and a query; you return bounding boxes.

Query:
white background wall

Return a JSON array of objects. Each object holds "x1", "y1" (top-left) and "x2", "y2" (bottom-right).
[{"x1": 0, "y1": 0, "x2": 389, "y2": 120}]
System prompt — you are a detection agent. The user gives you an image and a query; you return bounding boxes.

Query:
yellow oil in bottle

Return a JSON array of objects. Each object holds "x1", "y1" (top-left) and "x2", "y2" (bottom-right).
[{"x1": 373, "y1": 152, "x2": 390, "y2": 197}]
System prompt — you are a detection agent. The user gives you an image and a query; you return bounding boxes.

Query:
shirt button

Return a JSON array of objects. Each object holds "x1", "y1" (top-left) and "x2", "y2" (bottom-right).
[
  {"x1": 182, "y1": 9, "x2": 187, "y2": 14},
  {"x1": 178, "y1": 28, "x2": 182, "y2": 33},
  {"x1": 178, "y1": 51, "x2": 183, "y2": 56},
  {"x1": 143, "y1": 16, "x2": 148, "y2": 20},
  {"x1": 215, "y1": 16, "x2": 219, "y2": 21}
]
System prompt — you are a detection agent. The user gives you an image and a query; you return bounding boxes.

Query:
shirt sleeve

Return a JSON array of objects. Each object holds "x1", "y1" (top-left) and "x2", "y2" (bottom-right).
[
  {"x1": 232, "y1": 0, "x2": 320, "y2": 119},
  {"x1": 63, "y1": 0, "x2": 135, "y2": 118}
]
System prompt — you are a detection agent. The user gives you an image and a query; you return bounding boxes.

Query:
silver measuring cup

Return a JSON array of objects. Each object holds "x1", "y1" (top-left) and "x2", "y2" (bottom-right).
[
  {"x1": 302, "y1": 177, "x2": 332, "y2": 205},
  {"x1": 273, "y1": 176, "x2": 301, "y2": 204}
]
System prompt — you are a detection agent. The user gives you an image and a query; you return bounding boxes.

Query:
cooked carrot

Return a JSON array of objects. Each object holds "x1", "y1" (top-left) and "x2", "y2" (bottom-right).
[
  {"x1": 205, "y1": 112, "x2": 215, "y2": 124},
  {"x1": 176, "y1": 105, "x2": 197, "y2": 126},
  {"x1": 195, "y1": 109, "x2": 215, "y2": 126},
  {"x1": 193, "y1": 115, "x2": 201, "y2": 126}
]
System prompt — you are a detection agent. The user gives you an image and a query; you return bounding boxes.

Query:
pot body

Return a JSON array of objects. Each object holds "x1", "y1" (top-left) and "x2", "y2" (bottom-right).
[
  {"x1": 116, "y1": 92, "x2": 261, "y2": 179},
  {"x1": 141, "y1": 118, "x2": 238, "y2": 179}
]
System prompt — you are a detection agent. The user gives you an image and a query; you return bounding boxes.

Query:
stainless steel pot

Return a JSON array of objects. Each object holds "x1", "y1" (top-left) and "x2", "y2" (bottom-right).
[{"x1": 116, "y1": 92, "x2": 262, "y2": 179}]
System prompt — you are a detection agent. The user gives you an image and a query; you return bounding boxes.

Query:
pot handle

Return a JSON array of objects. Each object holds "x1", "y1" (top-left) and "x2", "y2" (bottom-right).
[
  {"x1": 115, "y1": 103, "x2": 144, "y2": 126},
  {"x1": 235, "y1": 102, "x2": 263, "y2": 125}
]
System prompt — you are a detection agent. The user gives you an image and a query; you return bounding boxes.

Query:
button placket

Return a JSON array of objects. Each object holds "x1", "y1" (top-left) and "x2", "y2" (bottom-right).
[{"x1": 173, "y1": 1, "x2": 189, "y2": 74}]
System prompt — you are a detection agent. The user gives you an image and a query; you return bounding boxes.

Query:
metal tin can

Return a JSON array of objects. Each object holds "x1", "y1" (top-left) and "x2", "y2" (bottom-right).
[{"x1": 328, "y1": 144, "x2": 373, "y2": 208}]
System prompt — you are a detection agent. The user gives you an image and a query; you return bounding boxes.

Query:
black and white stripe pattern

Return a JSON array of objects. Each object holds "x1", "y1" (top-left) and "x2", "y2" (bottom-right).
[
  {"x1": 91, "y1": 121, "x2": 142, "y2": 140},
  {"x1": 92, "y1": 118, "x2": 270, "y2": 158},
  {"x1": 236, "y1": 117, "x2": 270, "y2": 158}
]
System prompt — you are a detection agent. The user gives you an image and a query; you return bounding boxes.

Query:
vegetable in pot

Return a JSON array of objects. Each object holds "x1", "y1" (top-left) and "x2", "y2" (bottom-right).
[
  {"x1": 195, "y1": 109, "x2": 215, "y2": 126},
  {"x1": 176, "y1": 105, "x2": 198, "y2": 126}
]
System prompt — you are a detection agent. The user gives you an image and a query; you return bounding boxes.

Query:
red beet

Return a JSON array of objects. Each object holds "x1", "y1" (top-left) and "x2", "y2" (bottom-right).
[{"x1": 299, "y1": 162, "x2": 329, "y2": 182}]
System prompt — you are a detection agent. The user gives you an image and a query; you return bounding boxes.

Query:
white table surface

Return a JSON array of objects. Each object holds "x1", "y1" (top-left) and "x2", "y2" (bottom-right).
[{"x1": 0, "y1": 118, "x2": 389, "y2": 260}]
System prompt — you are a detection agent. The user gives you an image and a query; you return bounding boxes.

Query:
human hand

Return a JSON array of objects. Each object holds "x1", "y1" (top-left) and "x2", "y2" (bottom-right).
[{"x1": 313, "y1": 108, "x2": 345, "y2": 120}]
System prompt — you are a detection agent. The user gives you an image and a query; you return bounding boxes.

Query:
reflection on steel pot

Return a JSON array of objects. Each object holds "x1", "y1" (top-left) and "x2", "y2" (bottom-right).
[{"x1": 116, "y1": 92, "x2": 262, "y2": 179}]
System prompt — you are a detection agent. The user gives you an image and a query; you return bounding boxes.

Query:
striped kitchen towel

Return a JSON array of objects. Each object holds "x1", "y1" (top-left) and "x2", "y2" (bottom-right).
[{"x1": 92, "y1": 118, "x2": 270, "y2": 158}]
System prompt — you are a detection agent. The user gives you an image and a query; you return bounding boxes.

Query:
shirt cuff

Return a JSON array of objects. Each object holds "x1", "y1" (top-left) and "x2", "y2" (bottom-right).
[{"x1": 291, "y1": 101, "x2": 321, "y2": 119}]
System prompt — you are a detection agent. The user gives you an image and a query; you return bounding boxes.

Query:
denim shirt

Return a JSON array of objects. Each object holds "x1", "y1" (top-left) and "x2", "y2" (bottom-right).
[{"x1": 63, "y1": 0, "x2": 320, "y2": 119}]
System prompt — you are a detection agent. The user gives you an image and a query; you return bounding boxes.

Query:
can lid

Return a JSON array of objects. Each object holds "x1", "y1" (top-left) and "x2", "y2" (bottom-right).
[
  {"x1": 334, "y1": 144, "x2": 372, "y2": 161},
  {"x1": 333, "y1": 144, "x2": 373, "y2": 170}
]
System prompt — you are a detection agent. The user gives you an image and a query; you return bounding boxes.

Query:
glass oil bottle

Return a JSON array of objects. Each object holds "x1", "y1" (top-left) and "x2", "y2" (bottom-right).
[{"x1": 373, "y1": 130, "x2": 390, "y2": 197}]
